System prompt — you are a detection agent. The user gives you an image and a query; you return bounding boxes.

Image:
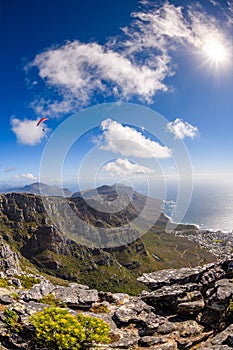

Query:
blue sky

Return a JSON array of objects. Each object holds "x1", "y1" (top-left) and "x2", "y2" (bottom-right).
[{"x1": 0, "y1": 0, "x2": 233, "y2": 190}]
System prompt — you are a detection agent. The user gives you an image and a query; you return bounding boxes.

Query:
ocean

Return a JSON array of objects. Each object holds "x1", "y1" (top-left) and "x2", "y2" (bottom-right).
[{"x1": 164, "y1": 180, "x2": 233, "y2": 232}]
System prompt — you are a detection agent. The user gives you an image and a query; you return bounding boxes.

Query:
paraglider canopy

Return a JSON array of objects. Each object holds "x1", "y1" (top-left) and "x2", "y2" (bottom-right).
[{"x1": 37, "y1": 117, "x2": 48, "y2": 127}]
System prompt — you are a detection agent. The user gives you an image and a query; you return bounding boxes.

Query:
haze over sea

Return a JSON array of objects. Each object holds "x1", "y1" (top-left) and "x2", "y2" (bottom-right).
[{"x1": 164, "y1": 179, "x2": 233, "y2": 233}]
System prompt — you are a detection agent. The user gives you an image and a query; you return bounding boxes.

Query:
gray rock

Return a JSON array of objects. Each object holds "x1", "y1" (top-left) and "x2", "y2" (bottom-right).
[
  {"x1": 99, "y1": 291, "x2": 130, "y2": 304},
  {"x1": 0, "y1": 294, "x2": 14, "y2": 305},
  {"x1": 53, "y1": 284, "x2": 98, "y2": 308},
  {"x1": 138, "y1": 335, "x2": 168, "y2": 346},
  {"x1": 68, "y1": 282, "x2": 89, "y2": 289},
  {"x1": 198, "y1": 324, "x2": 233, "y2": 349},
  {"x1": 139, "y1": 315, "x2": 162, "y2": 336},
  {"x1": 139, "y1": 336, "x2": 178, "y2": 349},
  {"x1": 10, "y1": 301, "x2": 27, "y2": 314},
  {"x1": 113, "y1": 298, "x2": 154, "y2": 325},
  {"x1": 200, "y1": 266, "x2": 225, "y2": 287},
  {"x1": 0, "y1": 288, "x2": 13, "y2": 297},
  {"x1": 25, "y1": 300, "x2": 50, "y2": 316},
  {"x1": 19, "y1": 279, "x2": 55, "y2": 301},
  {"x1": 177, "y1": 299, "x2": 205, "y2": 314},
  {"x1": 78, "y1": 288, "x2": 99, "y2": 305},
  {"x1": 157, "y1": 321, "x2": 177, "y2": 335},
  {"x1": 10, "y1": 277, "x2": 22, "y2": 288},
  {"x1": 177, "y1": 290, "x2": 203, "y2": 303},
  {"x1": 0, "y1": 241, "x2": 22, "y2": 276},
  {"x1": 175, "y1": 320, "x2": 204, "y2": 337},
  {"x1": 152, "y1": 344, "x2": 178, "y2": 350},
  {"x1": 215, "y1": 279, "x2": 233, "y2": 301},
  {"x1": 177, "y1": 290, "x2": 205, "y2": 314},
  {"x1": 110, "y1": 337, "x2": 138, "y2": 348},
  {"x1": 198, "y1": 347, "x2": 232, "y2": 350},
  {"x1": 141, "y1": 283, "x2": 199, "y2": 314},
  {"x1": 0, "y1": 320, "x2": 8, "y2": 337},
  {"x1": 138, "y1": 264, "x2": 214, "y2": 290}
]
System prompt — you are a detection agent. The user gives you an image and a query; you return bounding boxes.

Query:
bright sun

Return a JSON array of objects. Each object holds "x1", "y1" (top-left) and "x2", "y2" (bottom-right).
[{"x1": 203, "y1": 38, "x2": 228, "y2": 64}]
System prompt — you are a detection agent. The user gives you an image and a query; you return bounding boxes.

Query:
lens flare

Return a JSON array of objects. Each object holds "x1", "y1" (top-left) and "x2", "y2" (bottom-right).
[{"x1": 203, "y1": 38, "x2": 228, "y2": 64}]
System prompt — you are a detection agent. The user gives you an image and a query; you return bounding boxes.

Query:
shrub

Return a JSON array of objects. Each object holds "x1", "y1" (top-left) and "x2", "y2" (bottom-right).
[
  {"x1": 14, "y1": 275, "x2": 40, "y2": 289},
  {"x1": 0, "y1": 277, "x2": 10, "y2": 288},
  {"x1": 4, "y1": 308, "x2": 22, "y2": 333},
  {"x1": 89, "y1": 304, "x2": 109, "y2": 314},
  {"x1": 77, "y1": 313, "x2": 110, "y2": 346},
  {"x1": 30, "y1": 307, "x2": 110, "y2": 349},
  {"x1": 11, "y1": 292, "x2": 20, "y2": 301},
  {"x1": 39, "y1": 293, "x2": 66, "y2": 307},
  {"x1": 226, "y1": 299, "x2": 233, "y2": 315}
]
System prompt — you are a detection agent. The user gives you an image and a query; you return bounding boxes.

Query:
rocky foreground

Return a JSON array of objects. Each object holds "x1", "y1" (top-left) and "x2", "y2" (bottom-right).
[{"x1": 0, "y1": 240, "x2": 232, "y2": 349}]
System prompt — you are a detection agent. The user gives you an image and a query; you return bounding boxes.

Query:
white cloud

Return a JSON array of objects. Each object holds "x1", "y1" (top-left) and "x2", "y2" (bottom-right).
[
  {"x1": 167, "y1": 118, "x2": 198, "y2": 139},
  {"x1": 26, "y1": 1, "x2": 231, "y2": 116},
  {"x1": 100, "y1": 119, "x2": 172, "y2": 158},
  {"x1": 102, "y1": 158, "x2": 153, "y2": 177},
  {"x1": 13, "y1": 173, "x2": 37, "y2": 180},
  {"x1": 29, "y1": 41, "x2": 168, "y2": 116},
  {"x1": 11, "y1": 118, "x2": 48, "y2": 145},
  {"x1": 125, "y1": 2, "x2": 229, "y2": 56}
]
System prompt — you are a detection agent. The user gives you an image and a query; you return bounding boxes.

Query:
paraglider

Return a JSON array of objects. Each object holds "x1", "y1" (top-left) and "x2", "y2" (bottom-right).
[{"x1": 36, "y1": 117, "x2": 48, "y2": 127}]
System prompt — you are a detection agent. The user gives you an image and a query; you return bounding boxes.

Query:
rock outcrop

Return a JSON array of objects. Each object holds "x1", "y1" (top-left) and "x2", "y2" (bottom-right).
[{"x1": 0, "y1": 242, "x2": 232, "y2": 349}]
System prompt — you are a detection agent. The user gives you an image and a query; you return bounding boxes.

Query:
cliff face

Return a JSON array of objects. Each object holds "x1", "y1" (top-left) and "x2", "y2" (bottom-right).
[
  {"x1": 0, "y1": 241, "x2": 231, "y2": 350},
  {"x1": 0, "y1": 191, "x2": 216, "y2": 293}
]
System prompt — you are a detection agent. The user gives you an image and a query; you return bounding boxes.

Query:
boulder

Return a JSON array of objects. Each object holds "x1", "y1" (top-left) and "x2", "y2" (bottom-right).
[
  {"x1": 198, "y1": 324, "x2": 233, "y2": 349},
  {"x1": 138, "y1": 264, "x2": 214, "y2": 290},
  {"x1": 19, "y1": 279, "x2": 55, "y2": 301},
  {"x1": 141, "y1": 283, "x2": 199, "y2": 314},
  {"x1": 113, "y1": 298, "x2": 154, "y2": 326},
  {"x1": 52, "y1": 283, "x2": 98, "y2": 308},
  {"x1": 0, "y1": 294, "x2": 14, "y2": 305}
]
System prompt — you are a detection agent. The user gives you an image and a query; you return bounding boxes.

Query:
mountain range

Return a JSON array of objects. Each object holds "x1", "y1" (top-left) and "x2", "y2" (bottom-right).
[
  {"x1": 0, "y1": 182, "x2": 72, "y2": 197},
  {"x1": 0, "y1": 183, "x2": 215, "y2": 293}
]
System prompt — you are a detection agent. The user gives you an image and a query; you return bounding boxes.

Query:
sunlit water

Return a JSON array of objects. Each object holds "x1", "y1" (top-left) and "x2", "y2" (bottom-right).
[{"x1": 165, "y1": 181, "x2": 233, "y2": 232}]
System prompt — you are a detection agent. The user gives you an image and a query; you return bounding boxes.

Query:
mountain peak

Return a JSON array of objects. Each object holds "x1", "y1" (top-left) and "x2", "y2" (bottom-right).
[{"x1": 2, "y1": 182, "x2": 72, "y2": 197}]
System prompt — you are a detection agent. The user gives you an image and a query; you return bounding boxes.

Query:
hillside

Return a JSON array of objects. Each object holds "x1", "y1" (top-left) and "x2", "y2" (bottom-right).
[
  {"x1": 0, "y1": 240, "x2": 231, "y2": 350},
  {"x1": 0, "y1": 186, "x2": 216, "y2": 294}
]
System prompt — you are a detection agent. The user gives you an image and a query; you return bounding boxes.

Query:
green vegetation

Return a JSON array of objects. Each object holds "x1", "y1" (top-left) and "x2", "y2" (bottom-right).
[
  {"x1": 30, "y1": 307, "x2": 110, "y2": 349},
  {"x1": 77, "y1": 313, "x2": 110, "y2": 345},
  {"x1": 4, "y1": 308, "x2": 22, "y2": 333},
  {"x1": 39, "y1": 293, "x2": 66, "y2": 307},
  {"x1": 141, "y1": 227, "x2": 216, "y2": 269},
  {"x1": 0, "y1": 277, "x2": 10, "y2": 288},
  {"x1": 213, "y1": 239, "x2": 223, "y2": 243},
  {"x1": 90, "y1": 304, "x2": 110, "y2": 314},
  {"x1": 11, "y1": 292, "x2": 20, "y2": 301},
  {"x1": 14, "y1": 274, "x2": 40, "y2": 289},
  {"x1": 226, "y1": 299, "x2": 233, "y2": 315}
]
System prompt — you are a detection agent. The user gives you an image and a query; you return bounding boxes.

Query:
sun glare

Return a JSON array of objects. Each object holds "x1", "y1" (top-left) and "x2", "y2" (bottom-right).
[{"x1": 203, "y1": 38, "x2": 228, "y2": 64}]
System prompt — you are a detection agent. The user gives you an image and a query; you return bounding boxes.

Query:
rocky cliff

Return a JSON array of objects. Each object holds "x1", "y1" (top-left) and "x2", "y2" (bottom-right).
[
  {"x1": 0, "y1": 190, "x2": 215, "y2": 293},
  {"x1": 0, "y1": 241, "x2": 232, "y2": 350}
]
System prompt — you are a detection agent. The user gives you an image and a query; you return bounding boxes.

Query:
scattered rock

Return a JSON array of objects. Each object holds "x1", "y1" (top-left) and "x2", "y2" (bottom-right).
[
  {"x1": 52, "y1": 283, "x2": 98, "y2": 308},
  {"x1": 0, "y1": 241, "x2": 232, "y2": 350},
  {"x1": 0, "y1": 295, "x2": 14, "y2": 305},
  {"x1": 198, "y1": 324, "x2": 233, "y2": 349}
]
